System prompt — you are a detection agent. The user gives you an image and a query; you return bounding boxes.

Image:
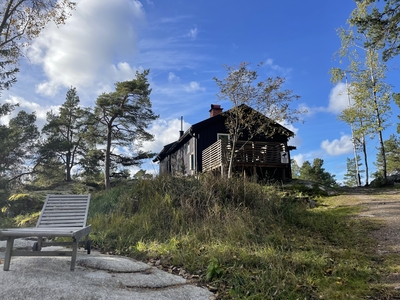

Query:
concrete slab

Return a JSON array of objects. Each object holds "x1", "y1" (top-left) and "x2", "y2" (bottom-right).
[
  {"x1": 77, "y1": 255, "x2": 150, "y2": 272},
  {"x1": 0, "y1": 239, "x2": 215, "y2": 300}
]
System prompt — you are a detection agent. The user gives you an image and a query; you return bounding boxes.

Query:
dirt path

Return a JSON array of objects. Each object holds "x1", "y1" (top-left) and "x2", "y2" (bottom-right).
[{"x1": 341, "y1": 188, "x2": 400, "y2": 293}]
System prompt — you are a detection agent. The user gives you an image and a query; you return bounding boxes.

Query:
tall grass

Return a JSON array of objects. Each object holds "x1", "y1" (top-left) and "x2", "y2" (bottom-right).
[{"x1": 88, "y1": 175, "x2": 389, "y2": 299}]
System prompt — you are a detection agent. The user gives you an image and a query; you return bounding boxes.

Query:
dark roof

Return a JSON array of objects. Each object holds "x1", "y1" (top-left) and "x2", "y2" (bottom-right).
[{"x1": 153, "y1": 104, "x2": 294, "y2": 162}]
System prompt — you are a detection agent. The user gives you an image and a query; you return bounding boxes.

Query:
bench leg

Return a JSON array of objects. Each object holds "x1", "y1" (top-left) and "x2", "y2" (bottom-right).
[
  {"x1": 70, "y1": 238, "x2": 78, "y2": 271},
  {"x1": 37, "y1": 236, "x2": 43, "y2": 250},
  {"x1": 4, "y1": 237, "x2": 15, "y2": 271}
]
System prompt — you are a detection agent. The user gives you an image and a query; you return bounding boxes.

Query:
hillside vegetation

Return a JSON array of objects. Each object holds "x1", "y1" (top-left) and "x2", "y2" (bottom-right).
[{"x1": 1, "y1": 176, "x2": 397, "y2": 299}]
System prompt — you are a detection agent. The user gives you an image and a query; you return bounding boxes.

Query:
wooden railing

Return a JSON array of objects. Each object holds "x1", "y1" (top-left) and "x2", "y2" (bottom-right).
[
  {"x1": 202, "y1": 140, "x2": 287, "y2": 172},
  {"x1": 202, "y1": 139, "x2": 226, "y2": 172}
]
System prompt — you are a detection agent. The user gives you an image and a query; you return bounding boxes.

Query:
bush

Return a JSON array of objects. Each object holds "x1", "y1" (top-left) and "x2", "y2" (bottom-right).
[{"x1": 1, "y1": 193, "x2": 43, "y2": 218}]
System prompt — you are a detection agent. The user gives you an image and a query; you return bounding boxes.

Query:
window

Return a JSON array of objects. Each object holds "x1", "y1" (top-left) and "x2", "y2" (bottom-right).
[
  {"x1": 186, "y1": 143, "x2": 190, "y2": 154},
  {"x1": 217, "y1": 133, "x2": 229, "y2": 143},
  {"x1": 190, "y1": 154, "x2": 194, "y2": 170}
]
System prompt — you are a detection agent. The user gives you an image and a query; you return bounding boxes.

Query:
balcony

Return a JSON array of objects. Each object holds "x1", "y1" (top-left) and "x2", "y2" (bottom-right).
[{"x1": 202, "y1": 139, "x2": 288, "y2": 173}]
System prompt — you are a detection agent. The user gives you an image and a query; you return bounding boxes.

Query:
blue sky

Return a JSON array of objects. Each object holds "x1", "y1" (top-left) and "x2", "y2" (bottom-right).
[{"x1": 2, "y1": 0, "x2": 400, "y2": 184}]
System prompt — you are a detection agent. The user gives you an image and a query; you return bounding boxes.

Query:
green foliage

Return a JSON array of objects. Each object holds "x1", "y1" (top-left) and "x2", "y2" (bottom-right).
[
  {"x1": 206, "y1": 258, "x2": 224, "y2": 281},
  {"x1": 92, "y1": 70, "x2": 158, "y2": 189},
  {"x1": 332, "y1": 6, "x2": 392, "y2": 180},
  {"x1": 370, "y1": 171, "x2": 395, "y2": 188},
  {"x1": 13, "y1": 211, "x2": 41, "y2": 227},
  {"x1": 298, "y1": 158, "x2": 337, "y2": 187},
  {"x1": 0, "y1": 49, "x2": 18, "y2": 93},
  {"x1": 350, "y1": 0, "x2": 400, "y2": 61},
  {"x1": 40, "y1": 87, "x2": 92, "y2": 182},
  {"x1": 31, "y1": 158, "x2": 65, "y2": 188},
  {"x1": 1, "y1": 193, "x2": 43, "y2": 218},
  {"x1": 343, "y1": 156, "x2": 364, "y2": 187},
  {"x1": 375, "y1": 134, "x2": 400, "y2": 175},
  {"x1": 0, "y1": 1, "x2": 76, "y2": 92},
  {"x1": 0, "y1": 110, "x2": 39, "y2": 187}
]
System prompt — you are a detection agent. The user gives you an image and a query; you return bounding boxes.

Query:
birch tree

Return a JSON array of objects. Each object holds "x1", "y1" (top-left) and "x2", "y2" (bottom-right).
[
  {"x1": 0, "y1": 0, "x2": 76, "y2": 92},
  {"x1": 331, "y1": 14, "x2": 392, "y2": 180},
  {"x1": 213, "y1": 62, "x2": 303, "y2": 178}
]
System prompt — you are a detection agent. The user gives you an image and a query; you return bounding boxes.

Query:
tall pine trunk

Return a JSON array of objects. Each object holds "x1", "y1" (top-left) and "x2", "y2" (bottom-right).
[
  {"x1": 65, "y1": 150, "x2": 72, "y2": 181},
  {"x1": 104, "y1": 125, "x2": 112, "y2": 189}
]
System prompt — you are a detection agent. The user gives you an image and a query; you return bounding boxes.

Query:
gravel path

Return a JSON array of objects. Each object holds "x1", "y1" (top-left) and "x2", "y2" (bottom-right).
[{"x1": 344, "y1": 188, "x2": 400, "y2": 293}]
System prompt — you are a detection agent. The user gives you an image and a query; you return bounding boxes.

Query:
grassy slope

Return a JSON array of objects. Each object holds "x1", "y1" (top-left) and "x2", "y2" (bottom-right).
[
  {"x1": 87, "y1": 176, "x2": 397, "y2": 300},
  {"x1": 2, "y1": 177, "x2": 397, "y2": 299}
]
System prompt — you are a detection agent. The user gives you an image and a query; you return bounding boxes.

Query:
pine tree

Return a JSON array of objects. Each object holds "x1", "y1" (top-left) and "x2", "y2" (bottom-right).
[
  {"x1": 375, "y1": 135, "x2": 400, "y2": 175},
  {"x1": 40, "y1": 87, "x2": 92, "y2": 181},
  {"x1": 298, "y1": 158, "x2": 337, "y2": 187},
  {"x1": 93, "y1": 70, "x2": 158, "y2": 189},
  {"x1": 343, "y1": 156, "x2": 364, "y2": 187}
]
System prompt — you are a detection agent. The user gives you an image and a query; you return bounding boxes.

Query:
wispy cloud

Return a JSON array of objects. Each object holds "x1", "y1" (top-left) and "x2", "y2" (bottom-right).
[
  {"x1": 264, "y1": 58, "x2": 292, "y2": 77},
  {"x1": 184, "y1": 81, "x2": 205, "y2": 92},
  {"x1": 168, "y1": 72, "x2": 180, "y2": 83},
  {"x1": 187, "y1": 26, "x2": 198, "y2": 40}
]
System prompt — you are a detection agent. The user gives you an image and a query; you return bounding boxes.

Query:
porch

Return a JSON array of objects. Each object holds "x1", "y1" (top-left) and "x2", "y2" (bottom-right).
[{"x1": 202, "y1": 139, "x2": 291, "y2": 178}]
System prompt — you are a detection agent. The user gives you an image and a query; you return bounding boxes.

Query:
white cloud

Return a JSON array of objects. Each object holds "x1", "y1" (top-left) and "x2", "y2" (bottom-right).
[
  {"x1": 28, "y1": 0, "x2": 145, "y2": 96},
  {"x1": 143, "y1": 118, "x2": 191, "y2": 153},
  {"x1": 292, "y1": 153, "x2": 304, "y2": 166},
  {"x1": 327, "y1": 82, "x2": 349, "y2": 114},
  {"x1": 184, "y1": 81, "x2": 205, "y2": 92},
  {"x1": 321, "y1": 134, "x2": 353, "y2": 156},
  {"x1": 0, "y1": 96, "x2": 59, "y2": 128},
  {"x1": 298, "y1": 83, "x2": 350, "y2": 116}
]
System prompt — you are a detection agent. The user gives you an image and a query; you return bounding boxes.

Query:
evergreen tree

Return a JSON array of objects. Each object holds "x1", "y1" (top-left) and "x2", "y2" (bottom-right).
[
  {"x1": 343, "y1": 156, "x2": 364, "y2": 187},
  {"x1": 375, "y1": 135, "x2": 400, "y2": 175},
  {"x1": 0, "y1": 110, "x2": 39, "y2": 185},
  {"x1": 40, "y1": 87, "x2": 92, "y2": 181},
  {"x1": 92, "y1": 70, "x2": 158, "y2": 189},
  {"x1": 298, "y1": 158, "x2": 337, "y2": 187}
]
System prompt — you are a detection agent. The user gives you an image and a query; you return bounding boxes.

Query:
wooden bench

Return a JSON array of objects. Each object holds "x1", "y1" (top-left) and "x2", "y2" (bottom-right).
[{"x1": 0, "y1": 194, "x2": 92, "y2": 271}]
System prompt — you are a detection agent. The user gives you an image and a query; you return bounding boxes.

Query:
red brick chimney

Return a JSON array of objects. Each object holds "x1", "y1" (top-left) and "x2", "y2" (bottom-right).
[{"x1": 209, "y1": 104, "x2": 223, "y2": 117}]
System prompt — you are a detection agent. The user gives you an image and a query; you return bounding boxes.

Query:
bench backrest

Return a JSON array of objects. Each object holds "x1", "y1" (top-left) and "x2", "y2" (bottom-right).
[{"x1": 36, "y1": 194, "x2": 91, "y2": 228}]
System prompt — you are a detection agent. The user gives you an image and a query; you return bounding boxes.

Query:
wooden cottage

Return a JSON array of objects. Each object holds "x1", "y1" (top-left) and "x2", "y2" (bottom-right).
[{"x1": 153, "y1": 104, "x2": 296, "y2": 180}]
